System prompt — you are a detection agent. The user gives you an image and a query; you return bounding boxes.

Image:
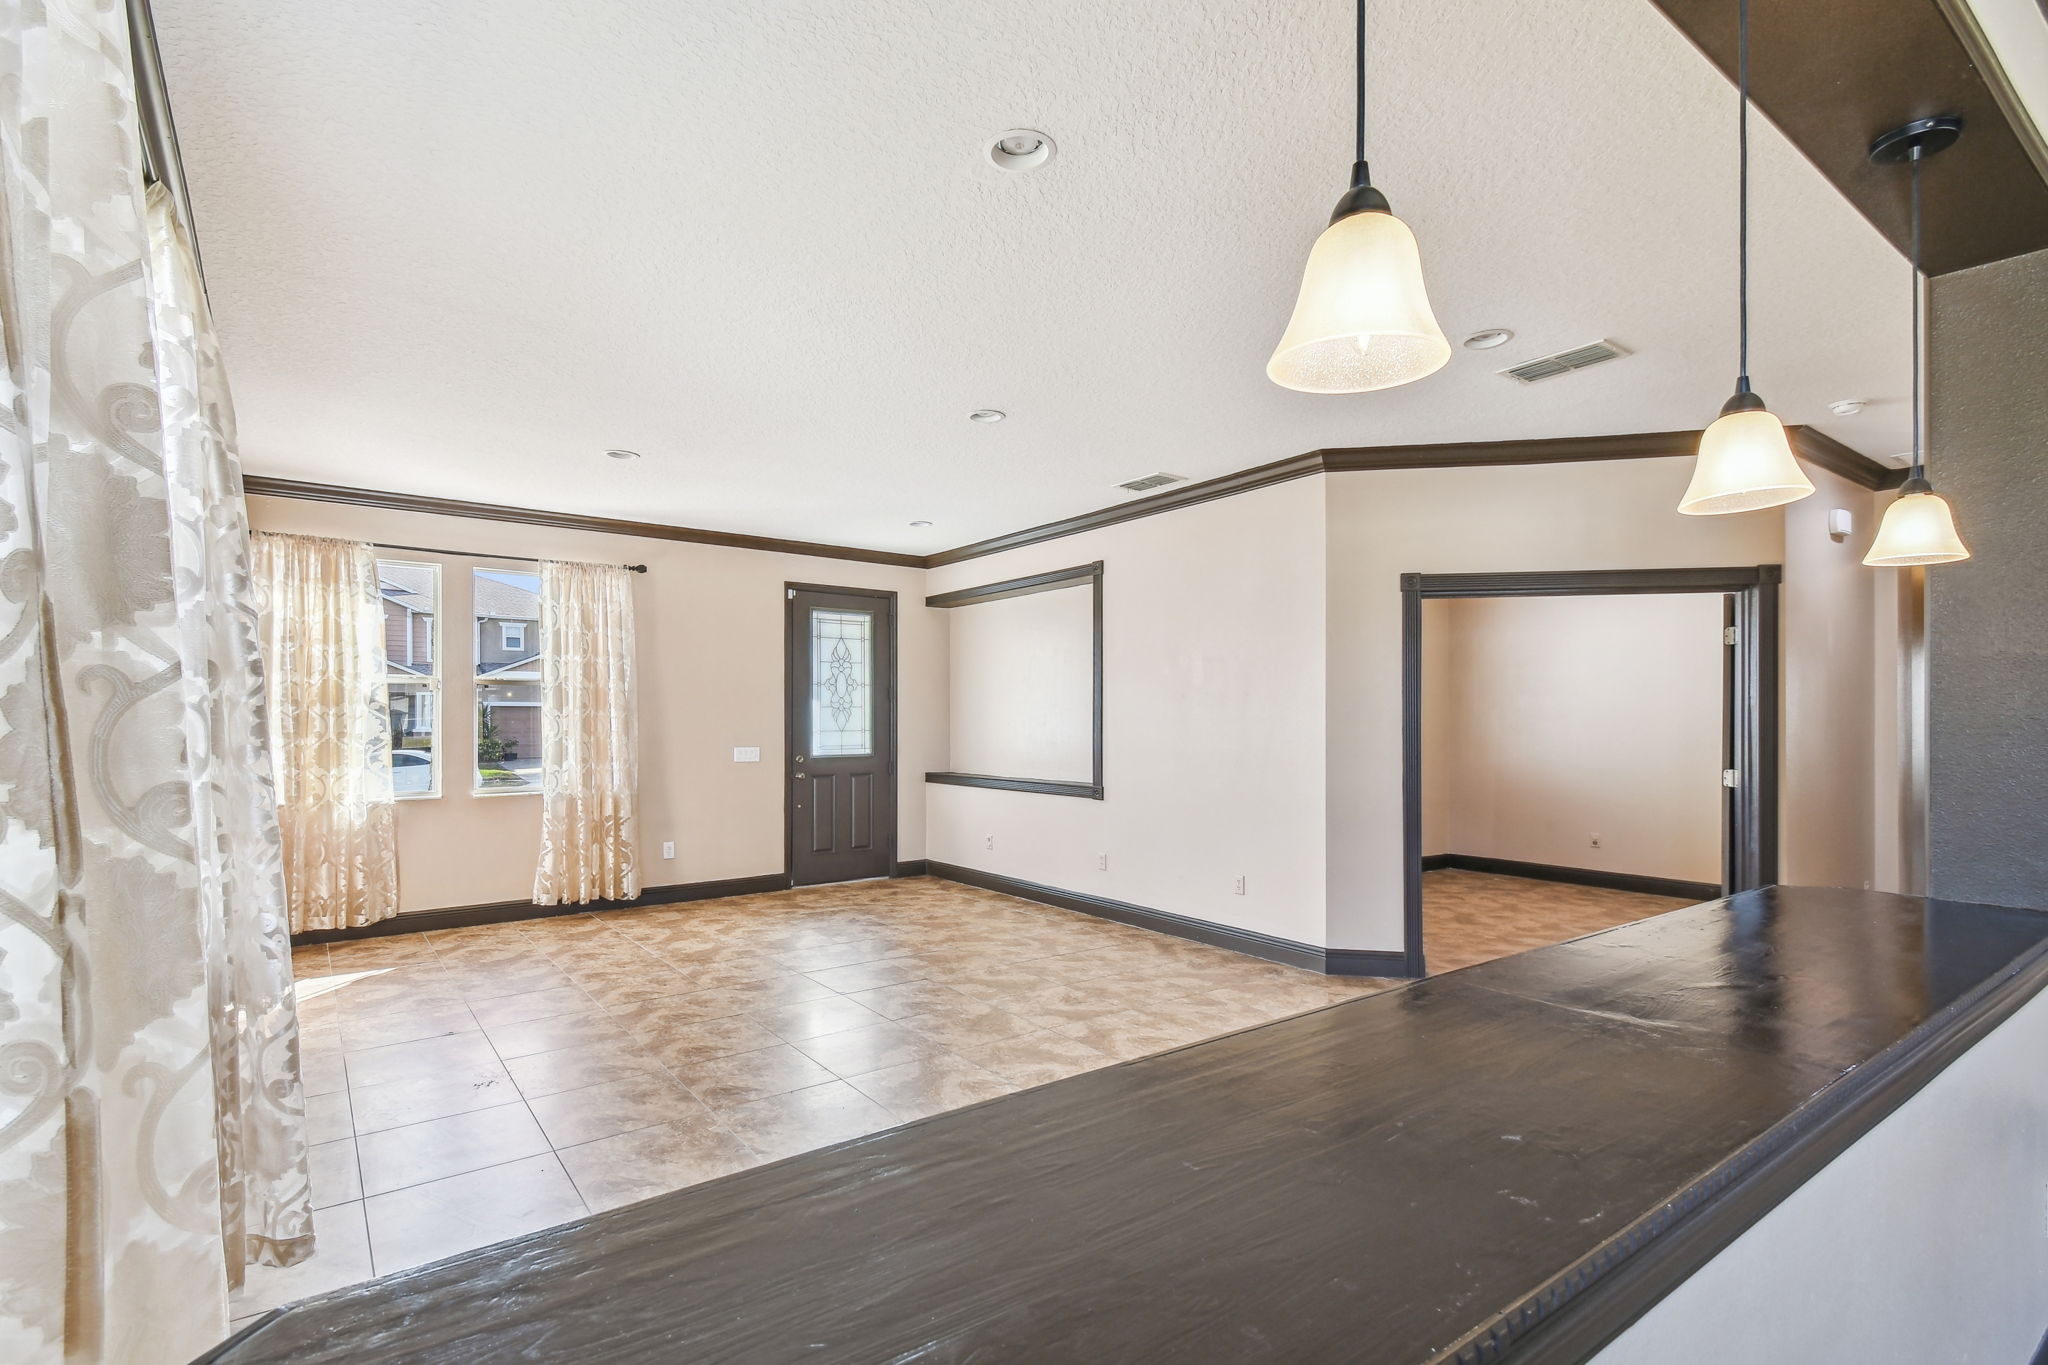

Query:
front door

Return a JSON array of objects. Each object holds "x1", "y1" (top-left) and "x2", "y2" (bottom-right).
[{"x1": 786, "y1": 585, "x2": 896, "y2": 885}]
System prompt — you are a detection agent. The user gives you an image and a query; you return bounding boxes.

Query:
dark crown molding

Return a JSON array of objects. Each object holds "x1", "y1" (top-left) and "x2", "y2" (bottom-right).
[
  {"x1": 243, "y1": 476, "x2": 926, "y2": 569},
  {"x1": 249, "y1": 427, "x2": 1898, "y2": 574}
]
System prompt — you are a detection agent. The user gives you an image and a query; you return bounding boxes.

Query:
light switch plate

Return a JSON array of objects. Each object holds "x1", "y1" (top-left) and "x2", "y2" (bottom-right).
[
  {"x1": 733, "y1": 747, "x2": 761, "y2": 762},
  {"x1": 661, "y1": 841, "x2": 675, "y2": 859}
]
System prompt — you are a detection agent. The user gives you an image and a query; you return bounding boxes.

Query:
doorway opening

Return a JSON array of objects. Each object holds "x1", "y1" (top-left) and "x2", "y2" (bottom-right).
[
  {"x1": 785, "y1": 583, "x2": 899, "y2": 886},
  {"x1": 1400, "y1": 566, "x2": 1781, "y2": 976}
]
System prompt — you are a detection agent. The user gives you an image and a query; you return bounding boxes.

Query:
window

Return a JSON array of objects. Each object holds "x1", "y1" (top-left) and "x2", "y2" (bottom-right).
[
  {"x1": 475, "y1": 567, "x2": 543, "y2": 793},
  {"x1": 378, "y1": 559, "x2": 440, "y2": 797},
  {"x1": 809, "y1": 607, "x2": 874, "y2": 757}
]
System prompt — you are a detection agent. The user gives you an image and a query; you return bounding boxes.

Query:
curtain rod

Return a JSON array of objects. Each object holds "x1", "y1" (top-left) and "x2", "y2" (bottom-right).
[
  {"x1": 375, "y1": 541, "x2": 648, "y2": 573},
  {"x1": 126, "y1": 0, "x2": 202, "y2": 280}
]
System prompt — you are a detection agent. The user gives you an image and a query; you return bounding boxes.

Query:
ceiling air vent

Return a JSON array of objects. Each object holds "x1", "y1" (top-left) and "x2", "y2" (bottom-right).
[
  {"x1": 1499, "y1": 339, "x2": 1632, "y2": 384},
  {"x1": 1117, "y1": 472, "x2": 1187, "y2": 493}
]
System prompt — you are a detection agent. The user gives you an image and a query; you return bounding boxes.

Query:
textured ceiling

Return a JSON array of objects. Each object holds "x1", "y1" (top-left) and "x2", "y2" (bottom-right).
[{"x1": 158, "y1": 0, "x2": 1913, "y2": 553}]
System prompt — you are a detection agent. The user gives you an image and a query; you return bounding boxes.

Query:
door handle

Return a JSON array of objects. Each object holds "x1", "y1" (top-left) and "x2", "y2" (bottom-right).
[{"x1": 795, "y1": 772, "x2": 806, "y2": 779}]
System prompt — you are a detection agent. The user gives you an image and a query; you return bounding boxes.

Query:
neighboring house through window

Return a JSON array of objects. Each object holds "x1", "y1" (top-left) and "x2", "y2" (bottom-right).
[
  {"x1": 474, "y1": 567, "x2": 544, "y2": 793},
  {"x1": 378, "y1": 560, "x2": 440, "y2": 797}
]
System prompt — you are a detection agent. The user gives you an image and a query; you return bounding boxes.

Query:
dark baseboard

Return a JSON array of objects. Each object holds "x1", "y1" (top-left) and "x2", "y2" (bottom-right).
[
  {"x1": 1425, "y1": 853, "x2": 1720, "y2": 903},
  {"x1": 892, "y1": 859, "x2": 930, "y2": 877},
  {"x1": 924, "y1": 861, "x2": 1419, "y2": 978},
  {"x1": 290, "y1": 873, "x2": 790, "y2": 945}
]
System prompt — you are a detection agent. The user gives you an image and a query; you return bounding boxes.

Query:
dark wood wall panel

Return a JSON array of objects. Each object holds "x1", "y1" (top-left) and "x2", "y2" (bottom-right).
[{"x1": 1646, "y1": 0, "x2": 2048, "y2": 275}]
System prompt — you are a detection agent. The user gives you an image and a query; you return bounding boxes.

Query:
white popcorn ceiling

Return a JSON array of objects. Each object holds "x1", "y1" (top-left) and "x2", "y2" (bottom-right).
[{"x1": 156, "y1": 0, "x2": 1912, "y2": 553}]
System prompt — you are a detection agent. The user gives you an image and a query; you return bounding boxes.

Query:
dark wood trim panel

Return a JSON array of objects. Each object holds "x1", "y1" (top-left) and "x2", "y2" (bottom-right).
[
  {"x1": 891, "y1": 859, "x2": 930, "y2": 877},
  {"x1": 924, "y1": 563, "x2": 1105, "y2": 799},
  {"x1": 1400, "y1": 566, "x2": 1781, "y2": 978},
  {"x1": 923, "y1": 561, "x2": 1102, "y2": 608},
  {"x1": 1641, "y1": 0, "x2": 2048, "y2": 276},
  {"x1": 1790, "y1": 426, "x2": 1909, "y2": 490},
  {"x1": 926, "y1": 861, "x2": 1416, "y2": 977},
  {"x1": 927, "y1": 429, "x2": 1893, "y2": 567},
  {"x1": 922, "y1": 773, "x2": 1103, "y2": 800},
  {"x1": 245, "y1": 475, "x2": 926, "y2": 569},
  {"x1": 289, "y1": 873, "x2": 791, "y2": 944},
  {"x1": 1426, "y1": 853, "x2": 1723, "y2": 903}
]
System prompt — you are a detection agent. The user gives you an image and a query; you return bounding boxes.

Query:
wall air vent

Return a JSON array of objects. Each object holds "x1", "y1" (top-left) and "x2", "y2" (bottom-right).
[
  {"x1": 1499, "y1": 339, "x2": 1632, "y2": 384},
  {"x1": 1116, "y1": 472, "x2": 1188, "y2": 492}
]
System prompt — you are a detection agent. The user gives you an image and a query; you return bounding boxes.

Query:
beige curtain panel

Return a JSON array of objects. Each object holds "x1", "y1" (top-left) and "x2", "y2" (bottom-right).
[
  {"x1": 533, "y1": 560, "x2": 640, "y2": 904},
  {"x1": 0, "y1": 4, "x2": 313, "y2": 1358},
  {"x1": 252, "y1": 532, "x2": 401, "y2": 932}
]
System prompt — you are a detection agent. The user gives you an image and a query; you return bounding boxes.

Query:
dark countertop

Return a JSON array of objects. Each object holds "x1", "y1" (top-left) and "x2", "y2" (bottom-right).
[{"x1": 207, "y1": 886, "x2": 2048, "y2": 1365}]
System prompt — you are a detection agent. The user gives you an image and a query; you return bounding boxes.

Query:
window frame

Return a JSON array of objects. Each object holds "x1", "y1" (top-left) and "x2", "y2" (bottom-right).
[
  {"x1": 471, "y1": 564, "x2": 546, "y2": 798},
  {"x1": 377, "y1": 557, "x2": 443, "y2": 801},
  {"x1": 500, "y1": 620, "x2": 526, "y2": 652}
]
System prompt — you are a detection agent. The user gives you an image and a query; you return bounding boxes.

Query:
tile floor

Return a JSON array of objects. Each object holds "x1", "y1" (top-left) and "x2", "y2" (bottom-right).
[
  {"x1": 1421, "y1": 867, "x2": 1693, "y2": 974},
  {"x1": 244, "y1": 876, "x2": 1392, "y2": 1326}
]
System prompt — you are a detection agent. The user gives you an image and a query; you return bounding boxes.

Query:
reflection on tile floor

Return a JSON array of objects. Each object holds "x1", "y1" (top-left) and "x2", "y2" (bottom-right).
[
  {"x1": 1421, "y1": 868, "x2": 1694, "y2": 974},
  {"x1": 244, "y1": 876, "x2": 1393, "y2": 1325}
]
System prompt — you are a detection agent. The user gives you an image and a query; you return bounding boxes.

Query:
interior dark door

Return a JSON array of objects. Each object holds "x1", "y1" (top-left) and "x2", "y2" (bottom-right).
[{"x1": 787, "y1": 585, "x2": 896, "y2": 886}]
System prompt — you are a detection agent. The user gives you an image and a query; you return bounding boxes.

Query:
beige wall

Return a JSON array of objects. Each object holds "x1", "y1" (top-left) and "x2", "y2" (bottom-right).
[
  {"x1": 249, "y1": 495, "x2": 945, "y2": 912},
  {"x1": 924, "y1": 477, "x2": 1331, "y2": 947},
  {"x1": 1780, "y1": 468, "x2": 1894, "y2": 890},
  {"x1": 1423, "y1": 593, "x2": 1725, "y2": 884},
  {"x1": 947, "y1": 584, "x2": 1095, "y2": 783},
  {"x1": 1325, "y1": 459, "x2": 1785, "y2": 952}
]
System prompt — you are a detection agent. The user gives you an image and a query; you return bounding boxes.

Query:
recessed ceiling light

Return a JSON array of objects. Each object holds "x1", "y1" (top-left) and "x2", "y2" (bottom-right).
[
  {"x1": 1462, "y1": 329, "x2": 1514, "y2": 350},
  {"x1": 986, "y1": 129, "x2": 1054, "y2": 172},
  {"x1": 605, "y1": 448, "x2": 641, "y2": 460},
  {"x1": 968, "y1": 409, "x2": 1006, "y2": 423},
  {"x1": 909, "y1": 519, "x2": 933, "y2": 528}
]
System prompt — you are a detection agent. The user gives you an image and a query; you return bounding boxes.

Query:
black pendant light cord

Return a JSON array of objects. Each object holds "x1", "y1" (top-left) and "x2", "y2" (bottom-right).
[
  {"x1": 1736, "y1": 0, "x2": 1751, "y2": 391},
  {"x1": 1909, "y1": 147, "x2": 1924, "y2": 481},
  {"x1": 1355, "y1": 0, "x2": 1367, "y2": 164}
]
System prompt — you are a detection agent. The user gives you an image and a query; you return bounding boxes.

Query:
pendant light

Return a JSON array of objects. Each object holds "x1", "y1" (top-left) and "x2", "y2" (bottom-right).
[
  {"x1": 1864, "y1": 116, "x2": 1971, "y2": 568},
  {"x1": 1267, "y1": 0, "x2": 1449, "y2": 394},
  {"x1": 1677, "y1": 0, "x2": 1814, "y2": 516}
]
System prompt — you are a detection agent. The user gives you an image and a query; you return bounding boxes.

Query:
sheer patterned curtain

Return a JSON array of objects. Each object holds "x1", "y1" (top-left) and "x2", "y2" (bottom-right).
[
  {"x1": 0, "y1": 2, "x2": 311, "y2": 1360},
  {"x1": 147, "y1": 184, "x2": 315, "y2": 1284},
  {"x1": 251, "y1": 532, "x2": 400, "y2": 931},
  {"x1": 533, "y1": 561, "x2": 639, "y2": 904}
]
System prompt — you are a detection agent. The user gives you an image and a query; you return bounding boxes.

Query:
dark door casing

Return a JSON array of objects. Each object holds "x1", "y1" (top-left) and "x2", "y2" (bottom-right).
[{"x1": 787, "y1": 584, "x2": 897, "y2": 886}]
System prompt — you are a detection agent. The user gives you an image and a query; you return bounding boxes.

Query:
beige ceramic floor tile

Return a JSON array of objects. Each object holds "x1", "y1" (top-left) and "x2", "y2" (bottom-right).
[
  {"x1": 717, "y1": 1081, "x2": 899, "y2": 1159},
  {"x1": 348, "y1": 1065, "x2": 520, "y2": 1133},
  {"x1": 557, "y1": 1118, "x2": 765, "y2": 1213},
  {"x1": 503, "y1": 1040, "x2": 666, "y2": 1099},
  {"x1": 363, "y1": 1153, "x2": 588, "y2": 1276},
  {"x1": 356, "y1": 1103, "x2": 551, "y2": 1196},
  {"x1": 845, "y1": 1053, "x2": 1017, "y2": 1122},
  {"x1": 306, "y1": 1138, "x2": 362, "y2": 1209},
  {"x1": 787, "y1": 1021, "x2": 948, "y2": 1079},
  {"x1": 343, "y1": 1031, "x2": 504, "y2": 1091},
  {"x1": 668, "y1": 1044, "x2": 838, "y2": 1109},
  {"x1": 468, "y1": 985, "x2": 596, "y2": 1029},
  {"x1": 526, "y1": 1071, "x2": 714, "y2": 1148},
  {"x1": 304, "y1": 1090, "x2": 353, "y2": 1146},
  {"x1": 749, "y1": 995, "x2": 887, "y2": 1043},
  {"x1": 961, "y1": 1030, "x2": 1115, "y2": 1087},
  {"x1": 484, "y1": 1009, "x2": 633, "y2": 1060}
]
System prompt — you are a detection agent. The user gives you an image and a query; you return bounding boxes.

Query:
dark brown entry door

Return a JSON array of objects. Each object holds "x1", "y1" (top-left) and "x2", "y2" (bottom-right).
[{"x1": 787, "y1": 585, "x2": 896, "y2": 886}]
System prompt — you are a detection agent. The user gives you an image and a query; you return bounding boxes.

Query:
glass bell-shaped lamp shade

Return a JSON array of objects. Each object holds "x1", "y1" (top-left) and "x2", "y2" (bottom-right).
[
  {"x1": 1863, "y1": 479, "x2": 1970, "y2": 566},
  {"x1": 1676, "y1": 400, "x2": 1815, "y2": 516},
  {"x1": 1267, "y1": 210, "x2": 1451, "y2": 394}
]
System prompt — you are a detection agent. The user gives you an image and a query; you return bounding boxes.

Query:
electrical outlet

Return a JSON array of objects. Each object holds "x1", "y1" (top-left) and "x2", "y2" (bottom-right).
[
  {"x1": 984, "y1": 834, "x2": 995, "y2": 851},
  {"x1": 1589, "y1": 834, "x2": 1602, "y2": 849},
  {"x1": 1233, "y1": 875, "x2": 1247, "y2": 896},
  {"x1": 1097, "y1": 853, "x2": 1109, "y2": 871},
  {"x1": 661, "y1": 841, "x2": 675, "y2": 859}
]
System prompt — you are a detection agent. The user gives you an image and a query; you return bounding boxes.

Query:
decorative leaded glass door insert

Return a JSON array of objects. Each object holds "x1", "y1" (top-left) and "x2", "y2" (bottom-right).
[{"x1": 787, "y1": 586, "x2": 896, "y2": 885}]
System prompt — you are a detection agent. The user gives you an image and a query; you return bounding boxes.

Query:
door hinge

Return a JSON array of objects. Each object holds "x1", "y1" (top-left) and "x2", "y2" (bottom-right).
[
  {"x1": 1723, "y1": 626, "x2": 1739, "y2": 645},
  {"x1": 1722, "y1": 768, "x2": 1741, "y2": 788},
  {"x1": 788, "y1": 588, "x2": 795, "y2": 599}
]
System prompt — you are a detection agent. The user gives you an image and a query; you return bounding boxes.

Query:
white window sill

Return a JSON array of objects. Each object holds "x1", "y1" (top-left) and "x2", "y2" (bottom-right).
[{"x1": 471, "y1": 787, "x2": 542, "y2": 798}]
